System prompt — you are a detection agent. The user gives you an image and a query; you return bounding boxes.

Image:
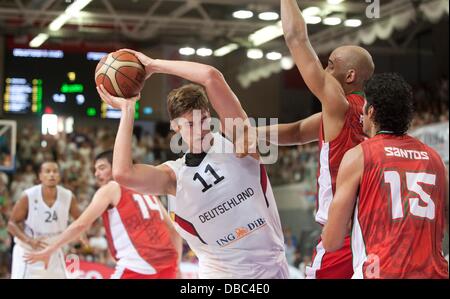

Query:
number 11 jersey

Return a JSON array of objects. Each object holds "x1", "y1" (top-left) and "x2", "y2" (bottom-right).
[{"x1": 164, "y1": 133, "x2": 288, "y2": 279}]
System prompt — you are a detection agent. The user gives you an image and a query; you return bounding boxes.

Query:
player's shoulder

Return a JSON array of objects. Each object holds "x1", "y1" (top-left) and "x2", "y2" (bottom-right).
[
  {"x1": 343, "y1": 144, "x2": 364, "y2": 161},
  {"x1": 161, "y1": 156, "x2": 186, "y2": 176},
  {"x1": 57, "y1": 185, "x2": 74, "y2": 198},
  {"x1": 23, "y1": 184, "x2": 41, "y2": 197},
  {"x1": 410, "y1": 136, "x2": 444, "y2": 163},
  {"x1": 99, "y1": 180, "x2": 121, "y2": 195},
  {"x1": 94, "y1": 181, "x2": 122, "y2": 206}
]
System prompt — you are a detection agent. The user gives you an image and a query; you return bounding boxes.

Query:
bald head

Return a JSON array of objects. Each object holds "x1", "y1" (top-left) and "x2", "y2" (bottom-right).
[{"x1": 327, "y1": 45, "x2": 375, "y2": 91}]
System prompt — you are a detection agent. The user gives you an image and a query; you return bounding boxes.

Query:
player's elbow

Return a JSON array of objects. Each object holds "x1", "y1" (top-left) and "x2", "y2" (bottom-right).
[
  {"x1": 284, "y1": 27, "x2": 309, "y2": 47},
  {"x1": 322, "y1": 236, "x2": 343, "y2": 252},
  {"x1": 203, "y1": 67, "x2": 224, "y2": 87},
  {"x1": 73, "y1": 221, "x2": 90, "y2": 233},
  {"x1": 6, "y1": 221, "x2": 15, "y2": 235},
  {"x1": 113, "y1": 169, "x2": 132, "y2": 186}
]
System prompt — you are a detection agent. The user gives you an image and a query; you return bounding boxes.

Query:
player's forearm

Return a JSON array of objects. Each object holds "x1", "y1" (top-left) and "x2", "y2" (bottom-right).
[
  {"x1": 47, "y1": 221, "x2": 91, "y2": 253},
  {"x1": 113, "y1": 102, "x2": 136, "y2": 183},
  {"x1": 258, "y1": 123, "x2": 301, "y2": 146},
  {"x1": 151, "y1": 59, "x2": 217, "y2": 87},
  {"x1": 259, "y1": 114, "x2": 321, "y2": 146},
  {"x1": 322, "y1": 222, "x2": 346, "y2": 252},
  {"x1": 281, "y1": 0, "x2": 309, "y2": 43},
  {"x1": 7, "y1": 221, "x2": 32, "y2": 244}
]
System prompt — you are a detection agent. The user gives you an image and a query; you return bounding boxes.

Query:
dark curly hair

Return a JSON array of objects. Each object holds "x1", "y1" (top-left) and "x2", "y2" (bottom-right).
[{"x1": 364, "y1": 73, "x2": 414, "y2": 135}]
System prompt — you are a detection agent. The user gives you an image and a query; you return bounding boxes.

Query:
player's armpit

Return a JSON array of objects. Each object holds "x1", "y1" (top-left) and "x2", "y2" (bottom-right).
[{"x1": 322, "y1": 145, "x2": 363, "y2": 252}]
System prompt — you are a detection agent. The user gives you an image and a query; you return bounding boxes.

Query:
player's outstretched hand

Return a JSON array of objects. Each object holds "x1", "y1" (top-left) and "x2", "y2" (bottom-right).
[
  {"x1": 28, "y1": 238, "x2": 48, "y2": 251},
  {"x1": 119, "y1": 48, "x2": 155, "y2": 79},
  {"x1": 24, "y1": 246, "x2": 53, "y2": 269},
  {"x1": 97, "y1": 84, "x2": 140, "y2": 110}
]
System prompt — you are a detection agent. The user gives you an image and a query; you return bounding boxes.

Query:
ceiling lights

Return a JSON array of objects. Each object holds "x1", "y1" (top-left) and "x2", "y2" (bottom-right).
[
  {"x1": 29, "y1": 0, "x2": 92, "y2": 47},
  {"x1": 258, "y1": 12, "x2": 279, "y2": 21},
  {"x1": 303, "y1": 7, "x2": 321, "y2": 16},
  {"x1": 344, "y1": 19, "x2": 362, "y2": 27},
  {"x1": 179, "y1": 47, "x2": 196, "y2": 56},
  {"x1": 214, "y1": 43, "x2": 239, "y2": 57},
  {"x1": 323, "y1": 17, "x2": 342, "y2": 26},
  {"x1": 29, "y1": 33, "x2": 50, "y2": 48},
  {"x1": 327, "y1": 0, "x2": 345, "y2": 4},
  {"x1": 305, "y1": 16, "x2": 322, "y2": 24},
  {"x1": 196, "y1": 48, "x2": 213, "y2": 57},
  {"x1": 232, "y1": 10, "x2": 254, "y2": 19},
  {"x1": 266, "y1": 51, "x2": 283, "y2": 61},
  {"x1": 249, "y1": 20, "x2": 283, "y2": 47},
  {"x1": 247, "y1": 49, "x2": 264, "y2": 60}
]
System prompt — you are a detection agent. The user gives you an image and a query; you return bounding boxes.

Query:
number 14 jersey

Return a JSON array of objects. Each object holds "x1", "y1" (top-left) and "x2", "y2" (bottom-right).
[
  {"x1": 102, "y1": 186, "x2": 178, "y2": 275},
  {"x1": 164, "y1": 133, "x2": 288, "y2": 279}
]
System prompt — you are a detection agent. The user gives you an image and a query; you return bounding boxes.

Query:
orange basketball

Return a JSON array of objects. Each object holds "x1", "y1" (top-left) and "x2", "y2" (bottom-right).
[{"x1": 95, "y1": 50, "x2": 146, "y2": 98}]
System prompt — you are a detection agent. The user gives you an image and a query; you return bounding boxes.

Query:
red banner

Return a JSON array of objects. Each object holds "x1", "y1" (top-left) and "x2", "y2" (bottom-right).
[{"x1": 66, "y1": 260, "x2": 115, "y2": 279}]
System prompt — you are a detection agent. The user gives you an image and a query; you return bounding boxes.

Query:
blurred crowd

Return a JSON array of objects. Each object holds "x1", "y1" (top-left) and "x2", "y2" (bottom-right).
[
  {"x1": 0, "y1": 78, "x2": 448, "y2": 277},
  {"x1": 410, "y1": 77, "x2": 449, "y2": 128}
]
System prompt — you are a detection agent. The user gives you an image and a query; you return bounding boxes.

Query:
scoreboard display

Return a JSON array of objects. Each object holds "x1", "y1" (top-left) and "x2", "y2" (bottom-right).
[{"x1": 2, "y1": 48, "x2": 140, "y2": 119}]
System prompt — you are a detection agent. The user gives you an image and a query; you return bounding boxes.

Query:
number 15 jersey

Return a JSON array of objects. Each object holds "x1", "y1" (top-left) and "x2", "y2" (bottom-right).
[
  {"x1": 164, "y1": 133, "x2": 289, "y2": 279},
  {"x1": 353, "y1": 134, "x2": 448, "y2": 279}
]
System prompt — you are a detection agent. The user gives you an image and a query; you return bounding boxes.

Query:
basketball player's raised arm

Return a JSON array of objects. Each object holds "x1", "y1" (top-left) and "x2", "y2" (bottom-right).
[
  {"x1": 322, "y1": 146, "x2": 363, "y2": 252},
  {"x1": 147, "y1": 59, "x2": 252, "y2": 146},
  {"x1": 123, "y1": 49, "x2": 247, "y2": 125},
  {"x1": 154, "y1": 60, "x2": 247, "y2": 122},
  {"x1": 7, "y1": 194, "x2": 46, "y2": 250},
  {"x1": 281, "y1": 0, "x2": 347, "y2": 115},
  {"x1": 122, "y1": 49, "x2": 255, "y2": 156},
  {"x1": 24, "y1": 182, "x2": 119, "y2": 267},
  {"x1": 96, "y1": 86, "x2": 176, "y2": 196},
  {"x1": 258, "y1": 112, "x2": 321, "y2": 146}
]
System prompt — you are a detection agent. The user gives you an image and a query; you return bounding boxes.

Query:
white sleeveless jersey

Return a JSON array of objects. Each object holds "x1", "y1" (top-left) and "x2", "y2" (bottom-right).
[
  {"x1": 164, "y1": 133, "x2": 288, "y2": 279},
  {"x1": 22, "y1": 184, "x2": 73, "y2": 241},
  {"x1": 11, "y1": 184, "x2": 73, "y2": 279}
]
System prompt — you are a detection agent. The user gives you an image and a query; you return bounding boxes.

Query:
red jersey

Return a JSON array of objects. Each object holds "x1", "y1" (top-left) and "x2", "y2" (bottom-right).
[
  {"x1": 353, "y1": 134, "x2": 448, "y2": 279},
  {"x1": 102, "y1": 186, "x2": 178, "y2": 275},
  {"x1": 307, "y1": 93, "x2": 365, "y2": 279},
  {"x1": 316, "y1": 93, "x2": 366, "y2": 225}
]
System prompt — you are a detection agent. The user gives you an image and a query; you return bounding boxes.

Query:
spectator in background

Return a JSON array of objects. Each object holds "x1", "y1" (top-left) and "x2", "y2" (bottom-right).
[
  {"x1": 0, "y1": 213, "x2": 12, "y2": 278},
  {"x1": 299, "y1": 256, "x2": 312, "y2": 277},
  {"x1": 21, "y1": 164, "x2": 36, "y2": 186},
  {"x1": 283, "y1": 227, "x2": 298, "y2": 248},
  {"x1": 284, "y1": 237, "x2": 296, "y2": 266}
]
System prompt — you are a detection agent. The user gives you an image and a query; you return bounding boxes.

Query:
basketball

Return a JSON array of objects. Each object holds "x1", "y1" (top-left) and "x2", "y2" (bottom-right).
[{"x1": 94, "y1": 50, "x2": 146, "y2": 98}]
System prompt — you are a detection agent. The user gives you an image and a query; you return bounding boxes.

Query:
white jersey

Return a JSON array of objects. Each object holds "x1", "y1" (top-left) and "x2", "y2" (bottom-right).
[
  {"x1": 11, "y1": 184, "x2": 73, "y2": 279},
  {"x1": 164, "y1": 133, "x2": 288, "y2": 279}
]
